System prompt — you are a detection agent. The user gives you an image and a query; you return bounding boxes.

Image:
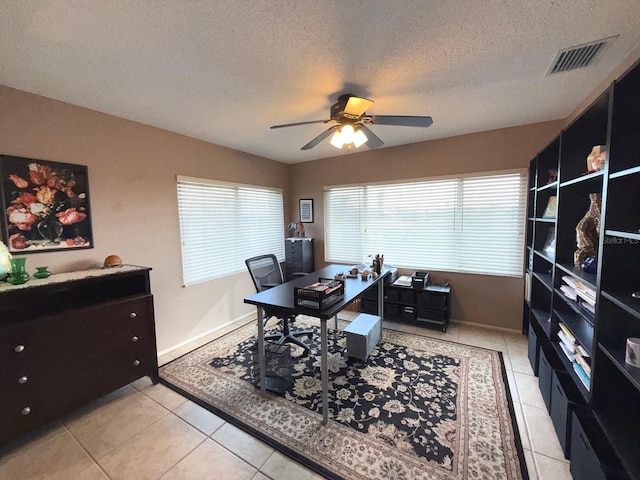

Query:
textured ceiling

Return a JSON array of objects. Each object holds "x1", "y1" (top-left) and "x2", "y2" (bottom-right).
[{"x1": 1, "y1": 1, "x2": 639, "y2": 164}]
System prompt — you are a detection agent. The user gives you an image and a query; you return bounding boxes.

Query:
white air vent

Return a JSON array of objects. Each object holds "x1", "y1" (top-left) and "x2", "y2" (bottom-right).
[{"x1": 547, "y1": 36, "x2": 617, "y2": 75}]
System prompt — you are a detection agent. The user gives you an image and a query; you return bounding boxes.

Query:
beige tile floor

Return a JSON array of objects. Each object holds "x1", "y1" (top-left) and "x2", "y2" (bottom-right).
[{"x1": 0, "y1": 316, "x2": 572, "y2": 480}]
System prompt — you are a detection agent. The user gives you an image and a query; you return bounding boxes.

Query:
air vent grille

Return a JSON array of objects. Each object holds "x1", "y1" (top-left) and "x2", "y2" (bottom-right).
[{"x1": 548, "y1": 36, "x2": 617, "y2": 75}]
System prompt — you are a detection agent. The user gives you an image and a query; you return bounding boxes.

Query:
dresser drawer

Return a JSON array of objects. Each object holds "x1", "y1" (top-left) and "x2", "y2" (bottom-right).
[{"x1": 0, "y1": 345, "x2": 156, "y2": 445}]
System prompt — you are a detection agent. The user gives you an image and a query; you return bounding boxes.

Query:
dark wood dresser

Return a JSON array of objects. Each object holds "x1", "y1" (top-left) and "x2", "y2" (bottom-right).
[{"x1": 0, "y1": 265, "x2": 159, "y2": 446}]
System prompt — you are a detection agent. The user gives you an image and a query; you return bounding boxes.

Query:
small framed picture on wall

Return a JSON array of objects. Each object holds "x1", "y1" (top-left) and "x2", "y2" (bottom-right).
[{"x1": 299, "y1": 198, "x2": 314, "y2": 223}]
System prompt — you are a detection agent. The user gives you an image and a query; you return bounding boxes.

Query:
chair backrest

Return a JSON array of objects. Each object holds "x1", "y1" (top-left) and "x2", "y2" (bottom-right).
[{"x1": 245, "y1": 254, "x2": 284, "y2": 293}]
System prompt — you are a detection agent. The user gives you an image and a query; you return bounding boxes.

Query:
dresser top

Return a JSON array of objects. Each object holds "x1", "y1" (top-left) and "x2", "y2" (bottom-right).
[{"x1": 0, "y1": 264, "x2": 150, "y2": 293}]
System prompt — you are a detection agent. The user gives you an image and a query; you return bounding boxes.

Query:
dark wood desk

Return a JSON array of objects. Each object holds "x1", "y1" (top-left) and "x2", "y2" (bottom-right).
[{"x1": 244, "y1": 264, "x2": 386, "y2": 424}]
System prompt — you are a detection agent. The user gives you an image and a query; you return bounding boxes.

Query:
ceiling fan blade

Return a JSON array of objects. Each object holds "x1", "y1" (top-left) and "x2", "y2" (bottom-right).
[
  {"x1": 344, "y1": 96, "x2": 374, "y2": 118},
  {"x1": 358, "y1": 125, "x2": 384, "y2": 149},
  {"x1": 301, "y1": 127, "x2": 337, "y2": 150},
  {"x1": 270, "y1": 119, "x2": 330, "y2": 129},
  {"x1": 370, "y1": 115, "x2": 433, "y2": 127}
]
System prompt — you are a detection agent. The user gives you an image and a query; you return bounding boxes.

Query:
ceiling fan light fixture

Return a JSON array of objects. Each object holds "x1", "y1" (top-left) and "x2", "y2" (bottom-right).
[
  {"x1": 330, "y1": 130, "x2": 344, "y2": 149},
  {"x1": 353, "y1": 128, "x2": 368, "y2": 148},
  {"x1": 340, "y1": 124, "x2": 355, "y2": 144}
]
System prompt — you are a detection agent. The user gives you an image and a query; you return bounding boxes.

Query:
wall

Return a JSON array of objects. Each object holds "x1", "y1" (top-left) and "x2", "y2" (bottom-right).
[
  {"x1": 289, "y1": 121, "x2": 564, "y2": 330},
  {"x1": 0, "y1": 85, "x2": 290, "y2": 352}
]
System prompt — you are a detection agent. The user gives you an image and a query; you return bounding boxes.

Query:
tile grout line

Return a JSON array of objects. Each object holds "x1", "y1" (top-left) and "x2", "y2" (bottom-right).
[{"x1": 61, "y1": 421, "x2": 112, "y2": 479}]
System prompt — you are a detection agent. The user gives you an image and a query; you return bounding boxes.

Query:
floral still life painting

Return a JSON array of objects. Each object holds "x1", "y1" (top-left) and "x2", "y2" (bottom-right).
[{"x1": 0, "y1": 155, "x2": 93, "y2": 253}]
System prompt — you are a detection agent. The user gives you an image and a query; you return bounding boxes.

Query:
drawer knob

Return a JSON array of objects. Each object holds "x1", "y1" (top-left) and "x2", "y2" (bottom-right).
[
  {"x1": 131, "y1": 336, "x2": 139, "y2": 343},
  {"x1": 133, "y1": 360, "x2": 140, "y2": 366},
  {"x1": 129, "y1": 312, "x2": 137, "y2": 319},
  {"x1": 14, "y1": 345, "x2": 25, "y2": 353},
  {"x1": 18, "y1": 376, "x2": 28, "y2": 384},
  {"x1": 21, "y1": 407, "x2": 31, "y2": 415}
]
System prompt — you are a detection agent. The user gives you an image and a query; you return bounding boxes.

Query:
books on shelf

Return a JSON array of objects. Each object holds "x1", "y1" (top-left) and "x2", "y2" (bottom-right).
[
  {"x1": 561, "y1": 275, "x2": 578, "y2": 290},
  {"x1": 557, "y1": 330, "x2": 576, "y2": 351},
  {"x1": 558, "y1": 323, "x2": 576, "y2": 343},
  {"x1": 574, "y1": 280, "x2": 596, "y2": 306},
  {"x1": 579, "y1": 301, "x2": 596, "y2": 315},
  {"x1": 574, "y1": 351, "x2": 592, "y2": 377},
  {"x1": 573, "y1": 362, "x2": 591, "y2": 390},
  {"x1": 559, "y1": 341, "x2": 576, "y2": 362},
  {"x1": 560, "y1": 285, "x2": 577, "y2": 301},
  {"x1": 576, "y1": 344, "x2": 590, "y2": 358}
]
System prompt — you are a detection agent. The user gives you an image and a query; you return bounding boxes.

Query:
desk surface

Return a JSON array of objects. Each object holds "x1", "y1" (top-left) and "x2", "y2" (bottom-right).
[{"x1": 244, "y1": 264, "x2": 387, "y2": 319}]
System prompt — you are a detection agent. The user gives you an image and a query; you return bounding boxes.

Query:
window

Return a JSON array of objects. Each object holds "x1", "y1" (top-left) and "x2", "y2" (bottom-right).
[
  {"x1": 324, "y1": 172, "x2": 526, "y2": 277},
  {"x1": 177, "y1": 176, "x2": 285, "y2": 286}
]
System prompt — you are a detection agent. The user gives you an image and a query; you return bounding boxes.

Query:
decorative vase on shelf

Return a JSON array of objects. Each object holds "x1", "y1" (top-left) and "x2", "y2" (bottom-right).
[
  {"x1": 33, "y1": 266, "x2": 51, "y2": 279},
  {"x1": 574, "y1": 193, "x2": 601, "y2": 268},
  {"x1": 37, "y1": 217, "x2": 64, "y2": 245},
  {"x1": 7, "y1": 257, "x2": 30, "y2": 285}
]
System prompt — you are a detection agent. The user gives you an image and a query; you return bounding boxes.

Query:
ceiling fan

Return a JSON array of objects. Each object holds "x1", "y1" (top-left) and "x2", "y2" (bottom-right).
[{"x1": 270, "y1": 94, "x2": 433, "y2": 151}]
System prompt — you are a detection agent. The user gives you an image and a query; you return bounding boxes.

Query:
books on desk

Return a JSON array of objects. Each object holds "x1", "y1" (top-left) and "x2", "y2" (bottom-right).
[{"x1": 393, "y1": 275, "x2": 412, "y2": 287}]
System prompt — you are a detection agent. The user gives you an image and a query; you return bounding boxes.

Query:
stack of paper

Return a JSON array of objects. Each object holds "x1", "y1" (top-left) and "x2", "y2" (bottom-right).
[
  {"x1": 557, "y1": 323, "x2": 576, "y2": 361},
  {"x1": 574, "y1": 280, "x2": 596, "y2": 307},
  {"x1": 580, "y1": 301, "x2": 596, "y2": 315},
  {"x1": 560, "y1": 276, "x2": 577, "y2": 301},
  {"x1": 393, "y1": 275, "x2": 412, "y2": 287},
  {"x1": 574, "y1": 345, "x2": 592, "y2": 377}
]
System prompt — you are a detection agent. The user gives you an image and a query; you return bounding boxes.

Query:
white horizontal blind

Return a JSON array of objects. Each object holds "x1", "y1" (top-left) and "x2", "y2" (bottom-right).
[
  {"x1": 458, "y1": 173, "x2": 527, "y2": 275},
  {"x1": 177, "y1": 179, "x2": 284, "y2": 286},
  {"x1": 324, "y1": 172, "x2": 526, "y2": 276},
  {"x1": 364, "y1": 181, "x2": 458, "y2": 270},
  {"x1": 324, "y1": 187, "x2": 364, "y2": 263}
]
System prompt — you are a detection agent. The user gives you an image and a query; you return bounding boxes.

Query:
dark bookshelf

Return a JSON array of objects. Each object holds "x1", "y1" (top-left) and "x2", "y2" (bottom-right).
[{"x1": 523, "y1": 59, "x2": 640, "y2": 478}]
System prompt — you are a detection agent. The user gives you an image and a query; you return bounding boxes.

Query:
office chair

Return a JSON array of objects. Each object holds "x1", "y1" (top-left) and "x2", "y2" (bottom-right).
[{"x1": 245, "y1": 254, "x2": 313, "y2": 354}]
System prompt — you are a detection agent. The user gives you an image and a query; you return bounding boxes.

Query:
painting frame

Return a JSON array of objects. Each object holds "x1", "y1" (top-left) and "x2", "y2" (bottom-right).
[
  {"x1": 0, "y1": 154, "x2": 94, "y2": 254},
  {"x1": 299, "y1": 198, "x2": 314, "y2": 223}
]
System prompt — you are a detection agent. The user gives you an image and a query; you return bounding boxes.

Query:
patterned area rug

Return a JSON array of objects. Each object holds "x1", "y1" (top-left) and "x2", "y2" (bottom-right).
[{"x1": 160, "y1": 316, "x2": 527, "y2": 480}]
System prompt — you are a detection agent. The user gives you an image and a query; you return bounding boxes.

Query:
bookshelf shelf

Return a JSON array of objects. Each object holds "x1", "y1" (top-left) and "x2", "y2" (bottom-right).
[
  {"x1": 600, "y1": 290, "x2": 640, "y2": 319},
  {"x1": 537, "y1": 181, "x2": 557, "y2": 192},
  {"x1": 559, "y1": 169, "x2": 604, "y2": 188},
  {"x1": 555, "y1": 262, "x2": 597, "y2": 291},
  {"x1": 598, "y1": 344, "x2": 640, "y2": 391},
  {"x1": 524, "y1": 59, "x2": 640, "y2": 478},
  {"x1": 609, "y1": 165, "x2": 640, "y2": 179},
  {"x1": 605, "y1": 229, "x2": 640, "y2": 241},
  {"x1": 532, "y1": 272, "x2": 553, "y2": 292}
]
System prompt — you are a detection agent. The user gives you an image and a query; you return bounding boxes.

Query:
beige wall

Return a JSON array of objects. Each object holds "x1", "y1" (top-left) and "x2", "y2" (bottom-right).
[
  {"x1": 0, "y1": 85, "x2": 290, "y2": 352},
  {"x1": 0, "y1": 83, "x2": 565, "y2": 350},
  {"x1": 290, "y1": 121, "x2": 563, "y2": 330}
]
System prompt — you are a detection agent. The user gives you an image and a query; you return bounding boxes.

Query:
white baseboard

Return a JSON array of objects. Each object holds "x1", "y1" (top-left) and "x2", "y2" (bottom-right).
[{"x1": 157, "y1": 311, "x2": 255, "y2": 357}]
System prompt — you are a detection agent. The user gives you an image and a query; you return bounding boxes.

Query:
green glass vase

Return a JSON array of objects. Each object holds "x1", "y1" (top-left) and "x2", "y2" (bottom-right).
[{"x1": 7, "y1": 257, "x2": 30, "y2": 285}]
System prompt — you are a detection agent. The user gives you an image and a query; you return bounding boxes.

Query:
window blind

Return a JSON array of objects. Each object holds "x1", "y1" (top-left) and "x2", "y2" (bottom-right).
[
  {"x1": 324, "y1": 172, "x2": 526, "y2": 277},
  {"x1": 177, "y1": 178, "x2": 284, "y2": 286}
]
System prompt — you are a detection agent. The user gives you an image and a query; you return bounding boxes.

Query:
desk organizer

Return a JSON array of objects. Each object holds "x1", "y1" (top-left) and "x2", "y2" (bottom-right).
[{"x1": 294, "y1": 278, "x2": 344, "y2": 311}]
